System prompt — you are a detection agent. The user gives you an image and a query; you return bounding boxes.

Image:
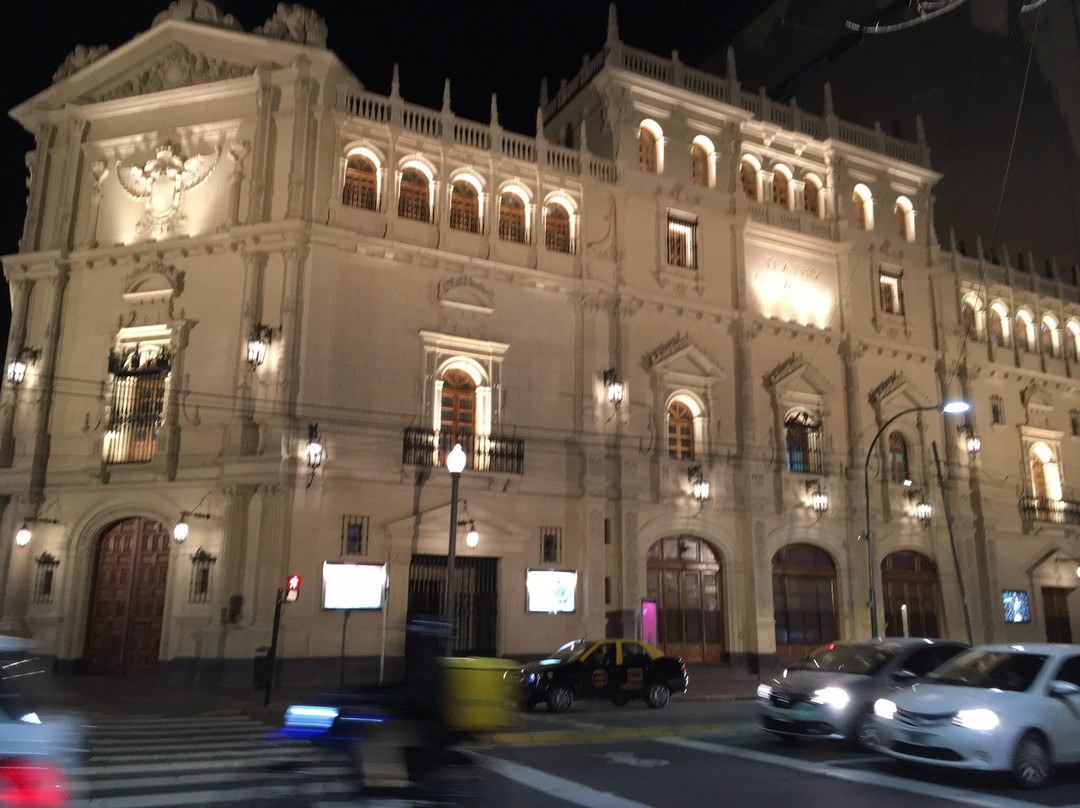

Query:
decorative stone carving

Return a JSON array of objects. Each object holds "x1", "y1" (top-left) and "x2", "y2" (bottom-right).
[
  {"x1": 763, "y1": 353, "x2": 806, "y2": 390},
  {"x1": 645, "y1": 333, "x2": 690, "y2": 368},
  {"x1": 868, "y1": 370, "x2": 907, "y2": 405},
  {"x1": 152, "y1": 1, "x2": 241, "y2": 30},
  {"x1": 95, "y1": 43, "x2": 251, "y2": 102},
  {"x1": 256, "y1": 4, "x2": 328, "y2": 47},
  {"x1": 438, "y1": 275, "x2": 494, "y2": 313},
  {"x1": 53, "y1": 45, "x2": 110, "y2": 83},
  {"x1": 116, "y1": 140, "x2": 220, "y2": 239}
]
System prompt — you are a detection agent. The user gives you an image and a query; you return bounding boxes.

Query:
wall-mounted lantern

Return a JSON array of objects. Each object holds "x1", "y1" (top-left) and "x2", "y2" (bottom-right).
[
  {"x1": 306, "y1": 423, "x2": 324, "y2": 487},
  {"x1": 602, "y1": 368, "x2": 624, "y2": 408},
  {"x1": 688, "y1": 465, "x2": 710, "y2": 502},
  {"x1": 6, "y1": 346, "x2": 41, "y2": 385},
  {"x1": 247, "y1": 323, "x2": 277, "y2": 368},
  {"x1": 806, "y1": 480, "x2": 829, "y2": 512},
  {"x1": 959, "y1": 423, "x2": 981, "y2": 454}
]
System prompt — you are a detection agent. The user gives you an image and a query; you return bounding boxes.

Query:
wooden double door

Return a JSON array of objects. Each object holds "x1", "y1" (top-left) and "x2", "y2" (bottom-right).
[{"x1": 84, "y1": 517, "x2": 171, "y2": 675}]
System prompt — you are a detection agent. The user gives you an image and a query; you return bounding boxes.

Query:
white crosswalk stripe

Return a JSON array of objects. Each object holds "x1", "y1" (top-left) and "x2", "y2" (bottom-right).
[{"x1": 68, "y1": 714, "x2": 368, "y2": 808}]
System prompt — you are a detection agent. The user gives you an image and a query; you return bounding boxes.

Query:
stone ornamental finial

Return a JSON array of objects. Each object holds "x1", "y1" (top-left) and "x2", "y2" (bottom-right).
[
  {"x1": 606, "y1": 3, "x2": 619, "y2": 46},
  {"x1": 490, "y1": 94, "x2": 499, "y2": 127},
  {"x1": 53, "y1": 44, "x2": 110, "y2": 83},
  {"x1": 536, "y1": 108, "x2": 544, "y2": 137},
  {"x1": 949, "y1": 228, "x2": 957, "y2": 251},
  {"x1": 975, "y1": 235, "x2": 985, "y2": 260},
  {"x1": 823, "y1": 82, "x2": 834, "y2": 117},
  {"x1": 539, "y1": 77, "x2": 549, "y2": 107},
  {"x1": 726, "y1": 46, "x2": 737, "y2": 82},
  {"x1": 391, "y1": 63, "x2": 400, "y2": 98},
  {"x1": 255, "y1": 4, "x2": 328, "y2": 47},
  {"x1": 152, "y1": 0, "x2": 241, "y2": 30},
  {"x1": 442, "y1": 79, "x2": 451, "y2": 112}
]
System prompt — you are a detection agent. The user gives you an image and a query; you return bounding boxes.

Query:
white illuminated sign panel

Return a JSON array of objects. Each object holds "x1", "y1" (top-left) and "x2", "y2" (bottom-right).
[
  {"x1": 322, "y1": 562, "x2": 387, "y2": 610},
  {"x1": 526, "y1": 569, "x2": 577, "y2": 614},
  {"x1": 744, "y1": 240, "x2": 838, "y2": 329}
]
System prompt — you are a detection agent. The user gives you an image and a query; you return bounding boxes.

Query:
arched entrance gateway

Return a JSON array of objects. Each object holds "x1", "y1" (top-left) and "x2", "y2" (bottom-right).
[
  {"x1": 84, "y1": 517, "x2": 171, "y2": 675},
  {"x1": 646, "y1": 535, "x2": 725, "y2": 662},
  {"x1": 880, "y1": 550, "x2": 944, "y2": 638},
  {"x1": 772, "y1": 543, "x2": 837, "y2": 664}
]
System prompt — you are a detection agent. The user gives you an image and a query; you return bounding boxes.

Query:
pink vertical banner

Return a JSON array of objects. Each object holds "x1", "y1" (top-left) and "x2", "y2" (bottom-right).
[{"x1": 640, "y1": 599, "x2": 658, "y2": 646}]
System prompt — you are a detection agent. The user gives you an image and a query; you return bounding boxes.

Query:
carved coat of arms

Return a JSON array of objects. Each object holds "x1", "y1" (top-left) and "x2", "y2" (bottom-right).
[{"x1": 116, "y1": 140, "x2": 219, "y2": 239}]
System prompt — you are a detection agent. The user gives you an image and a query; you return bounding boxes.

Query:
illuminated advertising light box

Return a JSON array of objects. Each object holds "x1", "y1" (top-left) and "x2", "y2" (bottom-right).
[
  {"x1": 526, "y1": 569, "x2": 577, "y2": 614},
  {"x1": 1002, "y1": 589, "x2": 1031, "y2": 624},
  {"x1": 322, "y1": 562, "x2": 386, "y2": 610}
]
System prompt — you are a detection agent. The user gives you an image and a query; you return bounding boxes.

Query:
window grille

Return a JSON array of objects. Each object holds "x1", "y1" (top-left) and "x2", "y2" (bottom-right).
[
  {"x1": 785, "y1": 411, "x2": 824, "y2": 474},
  {"x1": 105, "y1": 346, "x2": 170, "y2": 464},
  {"x1": 498, "y1": 193, "x2": 528, "y2": 243},
  {"x1": 189, "y1": 548, "x2": 216, "y2": 604},
  {"x1": 33, "y1": 552, "x2": 59, "y2": 605},
  {"x1": 540, "y1": 526, "x2": 562, "y2": 564},
  {"x1": 1071, "y1": 410, "x2": 1080, "y2": 437},
  {"x1": 691, "y1": 145, "x2": 708, "y2": 187},
  {"x1": 639, "y1": 128, "x2": 657, "y2": 172},
  {"x1": 990, "y1": 395, "x2": 1005, "y2": 425},
  {"x1": 804, "y1": 181, "x2": 820, "y2": 215},
  {"x1": 879, "y1": 271, "x2": 904, "y2": 315},
  {"x1": 667, "y1": 401, "x2": 694, "y2": 459},
  {"x1": 449, "y1": 181, "x2": 480, "y2": 233},
  {"x1": 545, "y1": 204, "x2": 572, "y2": 253},
  {"x1": 398, "y1": 168, "x2": 430, "y2": 221},
  {"x1": 667, "y1": 215, "x2": 697, "y2": 269},
  {"x1": 342, "y1": 514, "x2": 370, "y2": 556}
]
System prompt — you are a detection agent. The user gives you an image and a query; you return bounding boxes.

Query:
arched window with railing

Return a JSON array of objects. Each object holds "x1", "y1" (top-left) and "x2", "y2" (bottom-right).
[
  {"x1": 499, "y1": 190, "x2": 528, "y2": 243},
  {"x1": 1041, "y1": 314, "x2": 1061, "y2": 358},
  {"x1": 803, "y1": 174, "x2": 822, "y2": 217},
  {"x1": 772, "y1": 166, "x2": 791, "y2": 209},
  {"x1": 343, "y1": 152, "x2": 379, "y2": 210},
  {"x1": 668, "y1": 400, "x2": 695, "y2": 459},
  {"x1": 449, "y1": 178, "x2": 481, "y2": 233},
  {"x1": 887, "y1": 431, "x2": 910, "y2": 483},
  {"x1": 895, "y1": 196, "x2": 915, "y2": 242},
  {"x1": 1068, "y1": 320, "x2": 1080, "y2": 361},
  {"x1": 638, "y1": 121, "x2": 662, "y2": 173},
  {"x1": 784, "y1": 410, "x2": 823, "y2": 474},
  {"x1": 989, "y1": 303, "x2": 1009, "y2": 347},
  {"x1": 740, "y1": 156, "x2": 760, "y2": 200},
  {"x1": 853, "y1": 184, "x2": 874, "y2": 230},
  {"x1": 544, "y1": 201, "x2": 572, "y2": 253}
]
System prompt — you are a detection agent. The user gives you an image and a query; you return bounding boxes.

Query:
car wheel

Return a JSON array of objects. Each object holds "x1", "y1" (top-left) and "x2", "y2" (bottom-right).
[
  {"x1": 546, "y1": 685, "x2": 572, "y2": 713},
  {"x1": 611, "y1": 693, "x2": 630, "y2": 706},
  {"x1": 851, "y1": 709, "x2": 880, "y2": 751},
  {"x1": 1012, "y1": 731, "x2": 1050, "y2": 789},
  {"x1": 646, "y1": 683, "x2": 670, "y2": 709}
]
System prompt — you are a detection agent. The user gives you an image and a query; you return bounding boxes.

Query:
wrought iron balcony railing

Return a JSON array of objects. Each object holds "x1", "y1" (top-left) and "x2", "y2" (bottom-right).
[
  {"x1": 402, "y1": 427, "x2": 524, "y2": 475},
  {"x1": 1019, "y1": 495, "x2": 1080, "y2": 526}
]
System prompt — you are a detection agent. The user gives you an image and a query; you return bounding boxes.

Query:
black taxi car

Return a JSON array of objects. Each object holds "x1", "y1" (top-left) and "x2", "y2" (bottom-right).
[{"x1": 521, "y1": 638, "x2": 688, "y2": 712}]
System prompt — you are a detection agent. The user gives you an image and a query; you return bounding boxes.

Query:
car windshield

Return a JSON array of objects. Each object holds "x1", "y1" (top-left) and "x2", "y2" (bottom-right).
[
  {"x1": 547, "y1": 639, "x2": 590, "y2": 662},
  {"x1": 792, "y1": 643, "x2": 899, "y2": 675},
  {"x1": 928, "y1": 649, "x2": 1047, "y2": 691}
]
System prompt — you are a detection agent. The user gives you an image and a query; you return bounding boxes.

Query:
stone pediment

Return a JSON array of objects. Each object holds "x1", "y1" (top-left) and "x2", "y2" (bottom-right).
[
  {"x1": 763, "y1": 353, "x2": 830, "y2": 396},
  {"x1": 85, "y1": 42, "x2": 253, "y2": 104},
  {"x1": 645, "y1": 333, "x2": 724, "y2": 381},
  {"x1": 438, "y1": 275, "x2": 494, "y2": 313}
]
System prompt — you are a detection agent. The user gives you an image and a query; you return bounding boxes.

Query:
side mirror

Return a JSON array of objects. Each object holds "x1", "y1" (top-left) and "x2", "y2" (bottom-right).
[
  {"x1": 892, "y1": 669, "x2": 918, "y2": 683},
  {"x1": 1049, "y1": 680, "x2": 1080, "y2": 698}
]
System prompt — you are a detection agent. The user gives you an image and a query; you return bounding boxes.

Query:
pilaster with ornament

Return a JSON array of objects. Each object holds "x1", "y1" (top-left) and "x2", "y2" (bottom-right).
[
  {"x1": 0, "y1": 280, "x2": 35, "y2": 468},
  {"x1": 286, "y1": 62, "x2": 320, "y2": 220},
  {"x1": 86, "y1": 161, "x2": 109, "y2": 248},
  {"x1": 19, "y1": 122, "x2": 56, "y2": 253},
  {"x1": 55, "y1": 116, "x2": 89, "y2": 251},
  {"x1": 246, "y1": 69, "x2": 278, "y2": 226},
  {"x1": 219, "y1": 484, "x2": 255, "y2": 621},
  {"x1": 236, "y1": 249, "x2": 268, "y2": 454}
]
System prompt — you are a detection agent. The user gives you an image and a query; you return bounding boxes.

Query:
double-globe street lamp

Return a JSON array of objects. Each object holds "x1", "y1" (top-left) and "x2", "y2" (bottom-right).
[
  {"x1": 444, "y1": 443, "x2": 468, "y2": 654},
  {"x1": 864, "y1": 399, "x2": 970, "y2": 638}
]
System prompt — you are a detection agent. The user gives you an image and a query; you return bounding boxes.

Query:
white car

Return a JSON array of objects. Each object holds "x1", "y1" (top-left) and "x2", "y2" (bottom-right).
[{"x1": 873, "y1": 643, "x2": 1080, "y2": 788}]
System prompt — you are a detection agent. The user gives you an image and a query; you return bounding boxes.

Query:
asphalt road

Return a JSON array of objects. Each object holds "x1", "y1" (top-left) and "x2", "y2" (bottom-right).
[{"x1": 472, "y1": 699, "x2": 1080, "y2": 808}]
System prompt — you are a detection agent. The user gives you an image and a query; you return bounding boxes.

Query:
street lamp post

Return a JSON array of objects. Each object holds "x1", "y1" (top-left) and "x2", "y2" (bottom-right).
[
  {"x1": 445, "y1": 443, "x2": 467, "y2": 655},
  {"x1": 863, "y1": 400, "x2": 969, "y2": 638}
]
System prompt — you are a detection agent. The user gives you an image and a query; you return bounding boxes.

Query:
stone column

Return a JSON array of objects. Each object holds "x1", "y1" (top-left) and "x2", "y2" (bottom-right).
[
  {"x1": 225, "y1": 141, "x2": 251, "y2": 229},
  {"x1": 20, "y1": 122, "x2": 56, "y2": 253},
  {"x1": 86, "y1": 160, "x2": 108, "y2": 248},
  {"x1": 29, "y1": 266, "x2": 70, "y2": 516}
]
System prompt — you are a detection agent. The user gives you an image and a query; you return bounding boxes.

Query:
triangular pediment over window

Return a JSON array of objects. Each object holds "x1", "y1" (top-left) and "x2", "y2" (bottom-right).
[
  {"x1": 645, "y1": 333, "x2": 725, "y2": 382},
  {"x1": 762, "y1": 353, "x2": 831, "y2": 398}
]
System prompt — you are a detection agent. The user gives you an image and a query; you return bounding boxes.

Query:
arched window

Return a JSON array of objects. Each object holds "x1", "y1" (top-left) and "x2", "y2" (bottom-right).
[
  {"x1": 740, "y1": 157, "x2": 759, "y2": 200},
  {"x1": 639, "y1": 125, "x2": 658, "y2": 173},
  {"x1": 343, "y1": 153, "x2": 378, "y2": 210},
  {"x1": 646, "y1": 536, "x2": 725, "y2": 662},
  {"x1": 544, "y1": 202, "x2": 572, "y2": 253},
  {"x1": 853, "y1": 184, "x2": 874, "y2": 230},
  {"x1": 803, "y1": 176, "x2": 821, "y2": 216},
  {"x1": 1041, "y1": 315, "x2": 1061, "y2": 358},
  {"x1": 961, "y1": 300, "x2": 977, "y2": 337},
  {"x1": 397, "y1": 167, "x2": 430, "y2": 221},
  {"x1": 990, "y1": 394, "x2": 1005, "y2": 425},
  {"x1": 1015, "y1": 310, "x2": 1034, "y2": 352},
  {"x1": 668, "y1": 401, "x2": 695, "y2": 459},
  {"x1": 440, "y1": 368, "x2": 476, "y2": 452},
  {"x1": 449, "y1": 179, "x2": 480, "y2": 233},
  {"x1": 772, "y1": 167, "x2": 791, "y2": 208},
  {"x1": 881, "y1": 551, "x2": 942, "y2": 638},
  {"x1": 499, "y1": 191, "x2": 527, "y2": 243},
  {"x1": 772, "y1": 543, "x2": 837, "y2": 663},
  {"x1": 989, "y1": 304, "x2": 1008, "y2": 347},
  {"x1": 895, "y1": 196, "x2": 915, "y2": 242},
  {"x1": 1030, "y1": 442, "x2": 1062, "y2": 501},
  {"x1": 691, "y1": 143, "x2": 709, "y2": 187},
  {"x1": 1068, "y1": 321, "x2": 1080, "y2": 362},
  {"x1": 785, "y1": 411, "x2": 823, "y2": 474},
  {"x1": 887, "y1": 431, "x2": 910, "y2": 483}
]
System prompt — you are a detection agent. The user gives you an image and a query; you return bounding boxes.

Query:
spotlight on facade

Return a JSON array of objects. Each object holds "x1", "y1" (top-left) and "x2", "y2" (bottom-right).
[
  {"x1": 5, "y1": 346, "x2": 41, "y2": 386},
  {"x1": 806, "y1": 480, "x2": 829, "y2": 512},
  {"x1": 959, "y1": 423, "x2": 981, "y2": 453},
  {"x1": 247, "y1": 323, "x2": 275, "y2": 368},
  {"x1": 173, "y1": 508, "x2": 211, "y2": 543},
  {"x1": 688, "y1": 465, "x2": 710, "y2": 502},
  {"x1": 465, "y1": 520, "x2": 479, "y2": 548},
  {"x1": 602, "y1": 368, "x2": 623, "y2": 407}
]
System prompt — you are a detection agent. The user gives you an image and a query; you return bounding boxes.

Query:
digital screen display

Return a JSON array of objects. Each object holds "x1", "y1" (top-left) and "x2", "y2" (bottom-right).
[
  {"x1": 526, "y1": 570, "x2": 577, "y2": 613},
  {"x1": 322, "y1": 563, "x2": 387, "y2": 610},
  {"x1": 1002, "y1": 590, "x2": 1031, "y2": 624}
]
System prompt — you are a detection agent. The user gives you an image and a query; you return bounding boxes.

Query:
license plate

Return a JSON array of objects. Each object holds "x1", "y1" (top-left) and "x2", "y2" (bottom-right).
[{"x1": 903, "y1": 729, "x2": 933, "y2": 745}]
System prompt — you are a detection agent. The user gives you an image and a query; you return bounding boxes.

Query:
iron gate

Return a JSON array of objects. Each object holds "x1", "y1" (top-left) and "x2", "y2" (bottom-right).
[{"x1": 407, "y1": 554, "x2": 498, "y2": 656}]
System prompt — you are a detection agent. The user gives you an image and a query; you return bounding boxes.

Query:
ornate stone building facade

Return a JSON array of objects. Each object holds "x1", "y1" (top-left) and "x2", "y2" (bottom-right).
[{"x1": 2, "y1": 2, "x2": 1079, "y2": 681}]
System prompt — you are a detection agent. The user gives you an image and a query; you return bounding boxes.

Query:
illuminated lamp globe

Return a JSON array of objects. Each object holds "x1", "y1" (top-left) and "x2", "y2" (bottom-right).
[
  {"x1": 465, "y1": 522, "x2": 479, "y2": 548},
  {"x1": 173, "y1": 519, "x2": 190, "y2": 542},
  {"x1": 446, "y1": 444, "x2": 467, "y2": 474},
  {"x1": 941, "y1": 400, "x2": 971, "y2": 414},
  {"x1": 14, "y1": 524, "x2": 31, "y2": 547}
]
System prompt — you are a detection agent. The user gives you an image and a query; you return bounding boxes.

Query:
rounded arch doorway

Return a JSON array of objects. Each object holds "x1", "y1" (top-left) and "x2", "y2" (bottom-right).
[
  {"x1": 646, "y1": 535, "x2": 725, "y2": 663},
  {"x1": 83, "y1": 516, "x2": 172, "y2": 675},
  {"x1": 881, "y1": 550, "x2": 943, "y2": 638}
]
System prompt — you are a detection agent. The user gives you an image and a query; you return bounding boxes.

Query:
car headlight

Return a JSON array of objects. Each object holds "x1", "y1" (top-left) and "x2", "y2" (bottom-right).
[
  {"x1": 527, "y1": 673, "x2": 537, "y2": 683},
  {"x1": 953, "y1": 708, "x2": 999, "y2": 730},
  {"x1": 756, "y1": 683, "x2": 773, "y2": 700},
  {"x1": 810, "y1": 687, "x2": 850, "y2": 709},
  {"x1": 874, "y1": 698, "x2": 897, "y2": 720}
]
